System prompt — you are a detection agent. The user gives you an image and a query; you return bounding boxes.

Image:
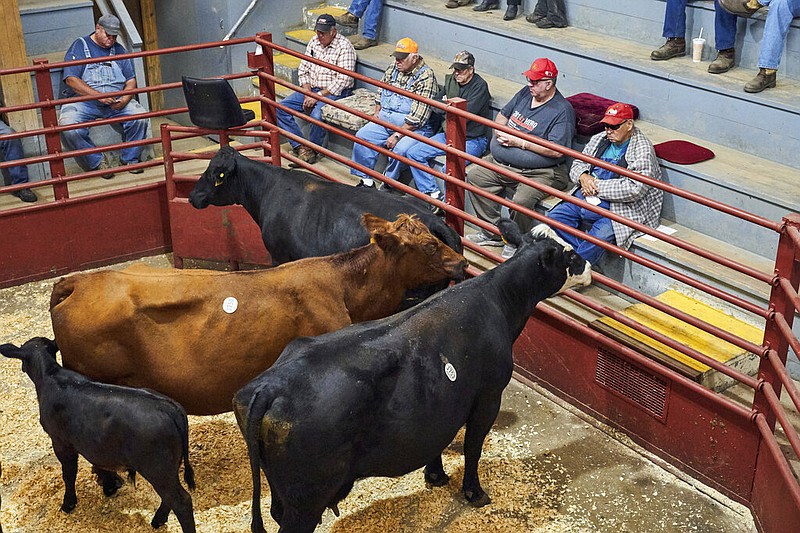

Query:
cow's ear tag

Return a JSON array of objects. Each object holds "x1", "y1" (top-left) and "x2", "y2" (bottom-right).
[
  {"x1": 444, "y1": 362, "x2": 457, "y2": 382},
  {"x1": 215, "y1": 172, "x2": 225, "y2": 187},
  {"x1": 222, "y1": 296, "x2": 238, "y2": 314}
]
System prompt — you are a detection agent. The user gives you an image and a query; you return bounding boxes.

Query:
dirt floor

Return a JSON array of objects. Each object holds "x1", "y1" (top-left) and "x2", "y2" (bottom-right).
[{"x1": 0, "y1": 256, "x2": 757, "y2": 532}]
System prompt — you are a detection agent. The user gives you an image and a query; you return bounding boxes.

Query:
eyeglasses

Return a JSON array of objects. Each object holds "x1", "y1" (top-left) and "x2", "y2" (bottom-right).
[
  {"x1": 527, "y1": 78, "x2": 550, "y2": 87},
  {"x1": 603, "y1": 121, "x2": 625, "y2": 131}
]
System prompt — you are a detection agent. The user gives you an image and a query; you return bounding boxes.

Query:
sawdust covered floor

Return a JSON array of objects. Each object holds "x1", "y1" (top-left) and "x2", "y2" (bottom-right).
[{"x1": 0, "y1": 256, "x2": 757, "y2": 532}]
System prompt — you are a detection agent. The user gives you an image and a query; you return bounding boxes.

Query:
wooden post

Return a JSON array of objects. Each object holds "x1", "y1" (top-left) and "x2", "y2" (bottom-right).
[
  {"x1": 0, "y1": 0, "x2": 39, "y2": 133},
  {"x1": 139, "y1": 0, "x2": 163, "y2": 111}
]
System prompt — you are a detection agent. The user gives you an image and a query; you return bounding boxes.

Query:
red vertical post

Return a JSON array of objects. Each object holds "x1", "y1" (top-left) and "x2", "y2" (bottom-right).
[
  {"x1": 444, "y1": 97, "x2": 467, "y2": 235},
  {"x1": 270, "y1": 128, "x2": 281, "y2": 167},
  {"x1": 33, "y1": 59, "x2": 68, "y2": 200},
  {"x1": 754, "y1": 213, "x2": 800, "y2": 429}
]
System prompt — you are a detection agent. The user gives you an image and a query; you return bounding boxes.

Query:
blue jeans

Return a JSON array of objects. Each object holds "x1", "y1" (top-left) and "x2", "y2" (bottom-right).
[
  {"x1": 276, "y1": 88, "x2": 351, "y2": 149},
  {"x1": 348, "y1": 0, "x2": 383, "y2": 39},
  {"x1": 59, "y1": 99, "x2": 148, "y2": 171},
  {"x1": 757, "y1": 0, "x2": 800, "y2": 69},
  {"x1": 0, "y1": 120, "x2": 30, "y2": 185},
  {"x1": 662, "y1": 0, "x2": 737, "y2": 50},
  {"x1": 351, "y1": 120, "x2": 434, "y2": 181},
  {"x1": 547, "y1": 191, "x2": 616, "y2": 265},
  {"x1": 400, "y1": 133, "x2": 488, "y2": 194}
]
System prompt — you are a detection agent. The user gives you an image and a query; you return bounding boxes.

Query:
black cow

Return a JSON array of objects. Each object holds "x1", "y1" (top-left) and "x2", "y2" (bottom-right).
[
  {"x1": 189, "y1": 146, "x2": 463, "y2": 263},
  {"x1": 0, "y1": 338, "x2": 196, "y2": 532},
  {"x1": 233, "y1": 221, "x2": 592, "y2": 533}
]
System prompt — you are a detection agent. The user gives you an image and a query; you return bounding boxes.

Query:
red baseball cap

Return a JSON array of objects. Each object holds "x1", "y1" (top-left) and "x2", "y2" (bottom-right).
[
  {"x1": 523, "y1": 58, "x2": 558, "y2": 81},
  {"x1": 600, "y1": 103, "x2": 635, "y2": 125}
]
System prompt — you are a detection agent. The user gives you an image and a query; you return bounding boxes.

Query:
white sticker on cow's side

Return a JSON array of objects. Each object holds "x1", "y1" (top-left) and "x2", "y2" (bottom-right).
[
  {"x1": 444, "y1": 362, "x2": 457, "y2": 382},
  {"x1": 222, "y1": 296, "x2": 238, "y2": 314}
]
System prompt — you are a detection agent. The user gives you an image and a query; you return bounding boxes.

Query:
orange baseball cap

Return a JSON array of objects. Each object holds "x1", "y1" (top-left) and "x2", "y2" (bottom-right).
[
  {"x1": 600, "y1": 103, "x2": 635, "y2": 125},
  {"x1": 392, "y1": 37, "x2": 419, "y2": 59},
  {"x1": 523, "y1": 58, "x2": 558, "y2": 81}
]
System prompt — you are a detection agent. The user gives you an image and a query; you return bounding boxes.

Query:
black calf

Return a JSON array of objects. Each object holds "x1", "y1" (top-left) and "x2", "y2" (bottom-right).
[{"x1": 0, "y1": 337, "x2": 196, "y2": 532}]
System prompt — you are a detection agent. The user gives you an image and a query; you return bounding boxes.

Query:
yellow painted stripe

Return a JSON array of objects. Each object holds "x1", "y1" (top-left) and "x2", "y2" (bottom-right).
[
  {"x1": 598, "y1": 290, "x2": 762, "y2": 373},
  {"x1": 285, "y1": 29, "x2": 316, "y2": 43}
]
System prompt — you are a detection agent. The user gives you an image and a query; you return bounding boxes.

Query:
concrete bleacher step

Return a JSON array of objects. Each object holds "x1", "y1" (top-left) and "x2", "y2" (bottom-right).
[
  {"x1": 590, "y1": 289, "x2": 763, "y2": 392},
  {"x1": 375, "y1": 0, "x2": 799, "y2": 170}
]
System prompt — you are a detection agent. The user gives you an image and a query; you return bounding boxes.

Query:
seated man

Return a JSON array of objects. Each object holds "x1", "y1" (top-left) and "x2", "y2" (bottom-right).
[
  {"x1": 546, "y1": 103, "x2": 663, "y2": 265},
  {"x1": 722, "y1": 0, "x2": 800, "y2": 93},
  {"x1": 59, "y1": 14, "x2": 148, "y2": 179},
  {"x1": 466, "y1": 58, "x2": 574, "y2": 246},
  {"x1": 335, "y1": 0, "x2": 383, "y2": 50},
  {"x1": 276, "y1": 14, "x2": 356, "y2": 166},
  {"x1": 350, "y1": 38, "x2": 438, "y2": 188},
  {"x1": 389, "y1": 50, "x2": 491, "y2": 214},
  {"x1": 0, "y1": 118, "x2": 37, "y2": 202},
  {"x1": 651, "y1": 0, "x2": 739, "y2": 75}
]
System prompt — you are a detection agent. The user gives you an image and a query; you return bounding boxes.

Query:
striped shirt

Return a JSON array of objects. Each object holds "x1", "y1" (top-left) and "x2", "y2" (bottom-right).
[
  {"x1": 298, "y1": 33, "x2": 356, "y2": 96},
  {"x1": 377, "y1": 58, "x2": 438, "y2": 128}
]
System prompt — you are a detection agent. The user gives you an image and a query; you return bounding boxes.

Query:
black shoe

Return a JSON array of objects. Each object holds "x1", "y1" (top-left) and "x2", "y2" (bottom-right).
[
  {"x1": 356, "y1": 180, "x2": 376, "y2": 188},
  {"x1": 526, "y1": 13, "x2": 544, "y2": 24},
  {"x1": 12, "y1": 188, "x2": 38, "y2": 202},
  {"x1": 473, "y1": 0, "x2": 498, "y2": 11},
  {"x1": 536, "y1": 18, "x2": 567, "y2": 28},
  {"x1": 123, "y1": 159, "x2": 144, "y2": 174},
  {"x1": 503, "y1": 5, "x2": 518, "y2": 20}
]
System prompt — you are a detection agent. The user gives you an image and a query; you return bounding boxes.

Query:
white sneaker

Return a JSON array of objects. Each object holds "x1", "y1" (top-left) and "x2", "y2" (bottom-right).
[
  {"x1": 466, "y1": 232, "x2": 503, "y2": 247},
  {"x1": 501, "y1": 244, "x2": 517, "y2": 259}
]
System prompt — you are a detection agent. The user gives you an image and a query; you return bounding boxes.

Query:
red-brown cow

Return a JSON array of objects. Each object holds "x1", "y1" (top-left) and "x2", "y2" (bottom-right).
[{"x1": 50, "y1": 214, "x2": 467, "y2": 415}]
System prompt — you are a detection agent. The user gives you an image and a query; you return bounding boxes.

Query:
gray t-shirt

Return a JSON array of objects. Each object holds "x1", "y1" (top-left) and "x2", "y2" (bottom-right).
[{"x1": 491, "y1": 87, "x2": 575, "y2": 169}]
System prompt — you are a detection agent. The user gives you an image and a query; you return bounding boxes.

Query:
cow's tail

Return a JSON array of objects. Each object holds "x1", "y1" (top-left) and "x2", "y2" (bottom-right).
[
  {"x1": 162, "y1": 398, "x2": 195, "y2": 491},
  {"x1": 244, "y1": 384, "x2": 276, "y2": 533},
  {"x1": 49, "y1": 276, "x2": 76, "y2": 310},
  {"x1": 178, "y1": 409, "x2": 196, "y2": 491}
]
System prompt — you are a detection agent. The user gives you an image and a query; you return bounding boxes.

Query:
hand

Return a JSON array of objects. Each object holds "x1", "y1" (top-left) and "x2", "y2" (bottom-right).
[
  {"x1": 579, "y1": 173, "x2": 599, "y2": 196},
  {"x1": 496, "y1": 132, "x2": 524, "y2": 148},
  {"x1": 386, "y1": 133, "x2": 401, "y2": 150},
  {"x1": 302, "y1": 95, "x2": 316, "y2": 112}
]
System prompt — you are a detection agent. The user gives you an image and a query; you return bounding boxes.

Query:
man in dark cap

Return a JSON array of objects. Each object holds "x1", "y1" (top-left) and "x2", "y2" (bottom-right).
[
  {"x1": 276, "y1": 14, "x2": 356, "y2": 166},
  {"x1": 59, "y1": 14, "x2": 148, "y2": 179},
  {"x1": 388, "y1": 50, "x2": 492, "y2": 214}
]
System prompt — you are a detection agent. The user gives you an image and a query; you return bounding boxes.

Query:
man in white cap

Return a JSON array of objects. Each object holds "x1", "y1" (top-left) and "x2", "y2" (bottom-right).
[{"x1": 59, "y1": 14, "x2": 148, "y2": 179}]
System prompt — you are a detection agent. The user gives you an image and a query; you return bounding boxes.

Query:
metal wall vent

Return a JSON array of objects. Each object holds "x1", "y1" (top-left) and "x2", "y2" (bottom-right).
[{"x1": 595, "y1": 347, "x2": 669, "y2": 421}]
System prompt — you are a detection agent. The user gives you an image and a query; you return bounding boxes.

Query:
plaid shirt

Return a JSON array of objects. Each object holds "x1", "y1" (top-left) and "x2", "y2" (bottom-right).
[
  {"x1": 298, "y1": 33, "x2": 356, "y2": 96},
  {"x1": 377, "y1": 58, "x2": 438, "y2": 128},
  {"x1": 569, "y1": 127, "x2": 663, "y2": 250}
]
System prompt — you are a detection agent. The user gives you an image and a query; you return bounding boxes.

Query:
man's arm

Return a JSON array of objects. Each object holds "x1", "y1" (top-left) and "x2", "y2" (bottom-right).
[
  {"x1": 324, "y1": 41, "x2": 357, "y2": 97},
  {"x1": 597, "y1": 132, "x2": 660, "y2": 202},
  {"x1": 65, "y1": 76, "x2": 117, "y2": 106}
]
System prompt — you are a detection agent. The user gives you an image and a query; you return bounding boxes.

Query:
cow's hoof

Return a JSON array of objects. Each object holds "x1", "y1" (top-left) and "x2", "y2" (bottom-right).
[
  {"x1": 464, "y1": 489, "x2": 491, "y2": 507},
  {"x1": 60, "y1": 501, "x2": 77, "y2": 514},
  {"x1": 102, "y1": 475, "x2": 124, "y2": 496},
  {"x1": 424, "y1": 470, "x2": 450, "y2": 487},
  {"x1": 150, "y1": 516, "x2": 167, "y2": 529}
]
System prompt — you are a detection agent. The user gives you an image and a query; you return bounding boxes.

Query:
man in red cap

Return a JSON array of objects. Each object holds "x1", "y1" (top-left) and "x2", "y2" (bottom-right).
[
  {"x1": 466, "y1": 57, "x2": 575, "y2": 251},
  {"x1": 545, "y1": 102, "x2": 663, "y2": 266}
]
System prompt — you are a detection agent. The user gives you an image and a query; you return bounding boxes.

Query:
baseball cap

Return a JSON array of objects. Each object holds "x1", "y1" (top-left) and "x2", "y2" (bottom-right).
[
  {"x1": 314, "y1": 14, "x2": 336, "y2": 32},
  {"x1": 600, "y1": 103, "x2": 635, "y2": 125},
  {"x1": 98, "y1": 14, "x2": 121, "y2": 36},
  {"x1": 523, "y1": 58, "x2": 558, "y2": 81},
  {"x1": 450, "y1": 50, "x2": 475, "y2": 70},
  {"x1": 392, "y1": 37, "x2": 419, "y2": 59}
]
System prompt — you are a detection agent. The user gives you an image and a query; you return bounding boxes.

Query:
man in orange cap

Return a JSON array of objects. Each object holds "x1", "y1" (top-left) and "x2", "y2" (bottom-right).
[
  {"x1": 466, "y1": 57, "x2": 575, "y2": 252},
  {"x1": 350, "y1": 38, "x2": 438, "y2": 188},
  {"x1": 545, "y1": 102, "x2": 663, "y2": 265}
]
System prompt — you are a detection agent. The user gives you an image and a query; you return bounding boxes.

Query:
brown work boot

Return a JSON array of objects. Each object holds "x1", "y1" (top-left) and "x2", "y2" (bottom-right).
[
  {"x1": 335, "y1": 12, "x2": 359, "y2": 26},
  {"x1": 94, "y1": 158, "x2": 115, "y2": 179},
  {"x1": 288, "y1": 146, "x2": 317, "y2": 168},
  {"x1": 650, "y1": 37, "x2": 686, "y2": 61},
  {"x1": 349, "y1": 35, "x2": 377, "y2": 50},
  {"x1": 708, "y1": 49, "x2": 735, "y2": 74},
  {"x1": 744, "y1": 68, "x2": 777, "y2": 93}
]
